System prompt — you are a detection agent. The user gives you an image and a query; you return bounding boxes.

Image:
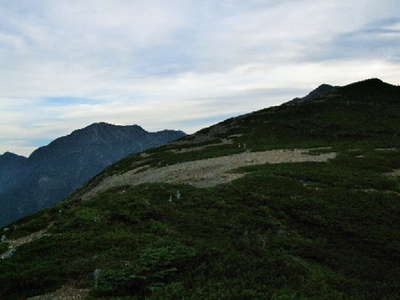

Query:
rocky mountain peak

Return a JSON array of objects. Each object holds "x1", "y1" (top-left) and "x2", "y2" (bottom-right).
[
  {"x1": 74, "y1": 122, "x2": 147, "y2": 137},
  {"x1": 0, "y1": 123, "x2": 185, "y2": 227},
  {"x1": 342, "y1": 78, "x2": 395, "y2": 91},
  {"x1": 285, "y1": 83, "x2": 337, "y2": 105},
  {"x1": 0, "y1": 152, "x2": 27, "y2": 162}
]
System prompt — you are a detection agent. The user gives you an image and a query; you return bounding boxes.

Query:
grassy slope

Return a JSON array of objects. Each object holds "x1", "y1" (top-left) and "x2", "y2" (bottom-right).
[{"x1": 1, "y1": 79, "x2": 400, "y2": 299}]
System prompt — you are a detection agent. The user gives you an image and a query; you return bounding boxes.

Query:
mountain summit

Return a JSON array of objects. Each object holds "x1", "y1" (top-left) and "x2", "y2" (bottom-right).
[
  {"x1": 0, "y1": 151, "x2": 27, "y2": 160},
  {"x1": 0, "y1": 123, "x2": 185, "y2": 226},
  {"x1": 285, "y1": 83, "x2": 337, "y2": 105},
  {"x1": 1, "y1": 79, "x2": 400, "y2": 299},
  {"x1": 285, "y1": 78, "x2": 399, "y2": 106}
]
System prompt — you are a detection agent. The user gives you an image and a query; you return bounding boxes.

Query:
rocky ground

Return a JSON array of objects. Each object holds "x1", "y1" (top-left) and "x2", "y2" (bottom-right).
[{"x1": 83, "y1": 148, "x2": 336, "y2": 200}]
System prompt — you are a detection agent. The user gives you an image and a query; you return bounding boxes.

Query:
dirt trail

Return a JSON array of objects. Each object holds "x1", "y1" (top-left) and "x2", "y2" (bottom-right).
[
  {"x1": 170, "y1": 138, "x2": 233, "y2": 153},
  {"x1": 1, "y1": 226, "x2": 51, "y2": 260},
  {"x1": 83, "y1": 148, "x2": 336, "y2": 200},
  {"x1": 27, "y1": 285, "x2": 89, "y2": 300},
  {"x1": 8, "y1": 229, "x2": 48, "y2": 248},
  {"x1": 385, "y1": 169, "x2": 400, "y2": 177}
]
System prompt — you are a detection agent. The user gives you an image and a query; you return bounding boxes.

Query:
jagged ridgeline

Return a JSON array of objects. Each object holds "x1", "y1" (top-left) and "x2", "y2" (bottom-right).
[{"x1": 1, "y1": 79, "x2": 400, "y2": 299}]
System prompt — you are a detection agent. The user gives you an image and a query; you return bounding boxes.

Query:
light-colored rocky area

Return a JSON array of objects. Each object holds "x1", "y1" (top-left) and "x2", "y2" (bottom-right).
[
  {"x1": 170, "y1": 138, "x2": 234, "y2": 153},
  {"x1": 8, "y1": 228, "x2": 48, "y2": 248},
  {"x1": 385, "y1": 169, "x2": 400, "y2": 177},
  {"x1": 374, "y1": 148, "x2": 398, "y2": 151},
  {"x1": 27, "y1": 285, "x2": 89, "y2": 300},
  {"x1": 83, "y1": 148, "x2": 336, "y2": 200},
  {"x1": 1, "y1": 227, "x2": 50, "y2": 260}
]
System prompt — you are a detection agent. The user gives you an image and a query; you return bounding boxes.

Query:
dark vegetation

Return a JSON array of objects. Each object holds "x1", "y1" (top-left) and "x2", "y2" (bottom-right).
[{"x1": 1, "y1": 79, "x2": 400, "y2": 299}]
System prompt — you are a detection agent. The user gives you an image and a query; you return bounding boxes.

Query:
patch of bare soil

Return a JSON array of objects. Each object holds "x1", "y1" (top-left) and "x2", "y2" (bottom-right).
[
  {"x1": 9, "y1": 228, "x2": 48, "y2": 248},
  {"x1": 375, "y1": 148, "x2": 398, "y2": 151},
  {"x1": 358, "y1": 188, "x2": 400, "y2": 196},
  {"x1": 170, "y1": 138, "x2": 234, "y2": 153},
  {"x1": 82, "y1": 149, "x2": 336, "y2": 200},
  {"x1": 169, "y1": 133, "x2": 215, "y2": 146},
  {"x1": 1, "y1": 226, "x2": 51, "y2": 260},
  {"x1": 27, "y1": 285, "x2": 89, "y2": 300},
  {"x1": 385, "y1": 169, "x2": 400, "y2": 177}
]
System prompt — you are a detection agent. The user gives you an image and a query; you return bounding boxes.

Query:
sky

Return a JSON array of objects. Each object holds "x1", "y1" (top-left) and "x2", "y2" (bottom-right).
[{"x1": 1, "y1": 0, "x2": 400, "y2": 156}]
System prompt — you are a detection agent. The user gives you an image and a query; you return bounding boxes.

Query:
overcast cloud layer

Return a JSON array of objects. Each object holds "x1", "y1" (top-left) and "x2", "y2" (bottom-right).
[{"x1": 1, "y1": 0, "x2": 400, "y2": 156}]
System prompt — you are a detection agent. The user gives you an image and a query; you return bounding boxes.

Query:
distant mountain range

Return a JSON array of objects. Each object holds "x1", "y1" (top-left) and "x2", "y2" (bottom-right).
[{"x1": 0, "y1": 123, "x2": 185, "y2": 226}]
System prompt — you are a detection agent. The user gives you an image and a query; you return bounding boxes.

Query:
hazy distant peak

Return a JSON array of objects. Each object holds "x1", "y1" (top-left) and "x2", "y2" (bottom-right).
[
  {"x1": 87, "y1": 122, "x2": 113, "y2": 128},
  {"x1": 158, "y1": 129, "x2": 186, "y2": 134},
  {"x1": 0, "y1": 152, "x2": 27, "y2": 160},
  {"x1": 1, "y1": 151, "x2": 17, "y2": 158},
  {"x1": 27, "y1": 123, "x2": 185, "y2": 163},
  {"x1": 81, "y1": 122, "x2": 147, "y2": 133}
]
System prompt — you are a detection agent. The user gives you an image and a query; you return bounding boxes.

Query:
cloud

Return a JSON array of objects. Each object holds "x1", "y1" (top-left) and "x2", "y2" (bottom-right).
[{"x1": 0, "y1": 1, "x2": 400, "y2": 156}]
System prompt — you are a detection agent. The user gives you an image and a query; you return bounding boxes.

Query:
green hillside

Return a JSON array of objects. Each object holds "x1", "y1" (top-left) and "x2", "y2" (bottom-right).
[{"x1": 1, "y1": 79, "x2": 400, "y2": 299}]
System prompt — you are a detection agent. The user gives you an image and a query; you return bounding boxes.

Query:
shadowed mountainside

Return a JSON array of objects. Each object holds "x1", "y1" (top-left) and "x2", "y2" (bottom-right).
[{"x1": 0, "y1": 123, "x2": 185, "y2": 226}]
